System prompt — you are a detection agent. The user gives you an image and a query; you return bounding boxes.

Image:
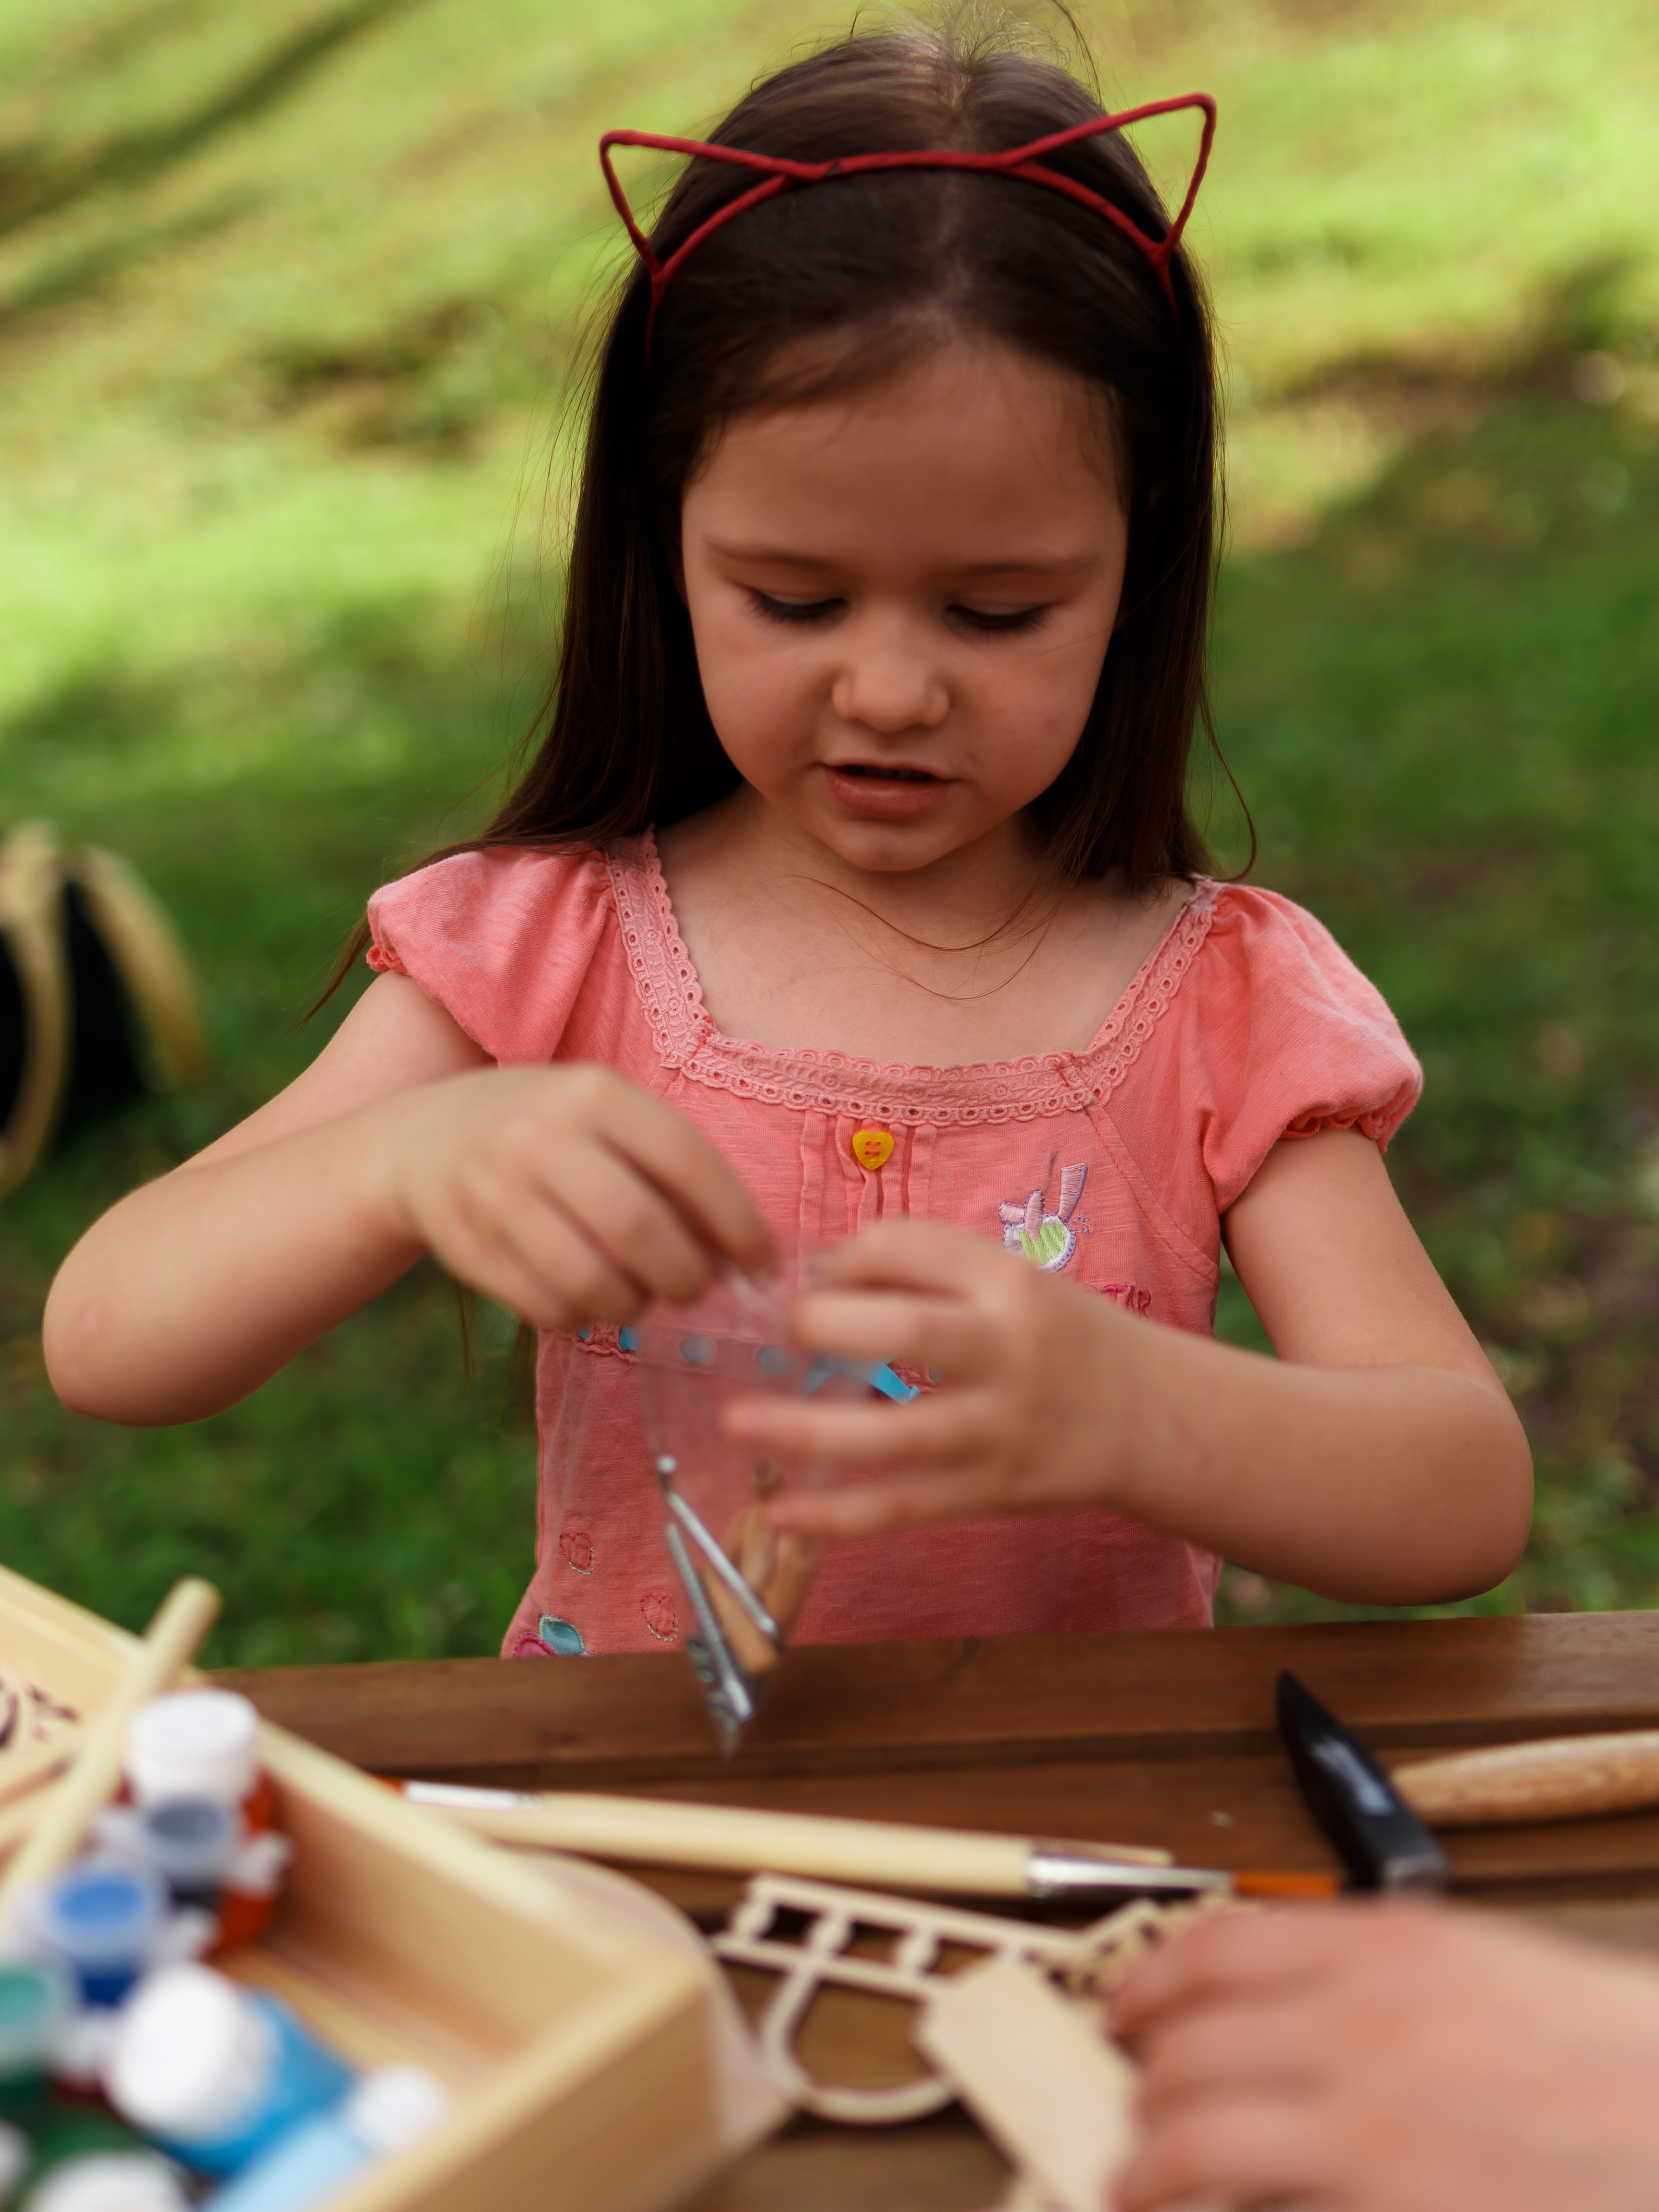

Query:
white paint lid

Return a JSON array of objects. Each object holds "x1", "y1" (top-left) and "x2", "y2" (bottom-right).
[
  {"x1": 347, "y1": 2064, "x2": 453, "y2": 2154},
  {"x1": 125, "y1": 1693, "x2": 260, "y2": 1807},
  {"x1": 105, "y1": 1965, "x2": 273, "y2": 2140},
  {"x1": 26, "y1": 2153, "x2": 191, "y2": 2212}
]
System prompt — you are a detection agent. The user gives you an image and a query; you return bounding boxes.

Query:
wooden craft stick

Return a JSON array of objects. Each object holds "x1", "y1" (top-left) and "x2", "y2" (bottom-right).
[
  {"x1": 0, "y1": 1788, "x2": 54, "y2": 1869},
  {"x1": 402, "y1": 1784, "x2": 1172, "y2": 1891},
  {"x1": 915, "y1": 1955, "x2": 1138, "y2": 2212},
  {"x1": 1392, "y1": 1731, "x2": 1659, "y2": 1827},
  {"x1": 0, "y1": 1577, "x2": 221, "y2": 1931}
]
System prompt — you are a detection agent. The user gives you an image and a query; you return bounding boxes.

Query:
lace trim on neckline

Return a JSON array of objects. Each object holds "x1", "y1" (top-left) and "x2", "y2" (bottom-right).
[{"x1": 604, "y1": 832, "x2": 1219, "y2": 1126}]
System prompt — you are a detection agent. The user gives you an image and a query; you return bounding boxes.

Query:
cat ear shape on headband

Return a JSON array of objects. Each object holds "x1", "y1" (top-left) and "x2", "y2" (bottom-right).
[{"x1": 599, "y1": 94, "x2": 1217, "y2": 355}]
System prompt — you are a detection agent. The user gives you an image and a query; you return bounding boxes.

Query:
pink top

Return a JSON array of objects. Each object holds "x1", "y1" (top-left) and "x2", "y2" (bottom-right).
[{"x1": 367, "y1": 834, "x2": 1421, "y2": 1659}]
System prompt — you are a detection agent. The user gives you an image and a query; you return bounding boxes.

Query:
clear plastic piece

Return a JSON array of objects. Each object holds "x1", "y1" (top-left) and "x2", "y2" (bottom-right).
[{"x1": 630, "y1": 1259, "x2": 888, "y2": 1747}]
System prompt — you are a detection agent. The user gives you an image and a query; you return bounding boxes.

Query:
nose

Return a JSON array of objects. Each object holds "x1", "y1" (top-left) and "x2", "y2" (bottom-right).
[{"x1": 829, "y1": 612, "x2": 949, "y2": 734}]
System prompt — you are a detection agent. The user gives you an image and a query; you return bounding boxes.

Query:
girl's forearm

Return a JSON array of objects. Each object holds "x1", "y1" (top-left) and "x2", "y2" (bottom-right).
[
  {"x1": 1110, "y1": 1318, "x2": 1532, "y2": 1603},
  {"x1": 43, "y1": 1104, "x2": 420, "y2": 1426}
]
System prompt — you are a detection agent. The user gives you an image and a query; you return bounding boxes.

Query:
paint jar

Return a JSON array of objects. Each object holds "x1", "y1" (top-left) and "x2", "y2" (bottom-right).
[
  {"x1": 125, "y1": 1694, "x2": 288, "y2": 1950},
  {"x1": 104, "y1": 1965, "x2": 353, "y2": 2177},
  {"x1": 125, "y1": 1694, "x2": 263, "y2": 1813},
  {"x1": 0, "y1": 1961, "x2": 73, "y2": 2131},
  {"x1": 204, "y1": 2064, "x2": 452, "y2": 2212},
  {"x1": 136, "y1": 1799, "x2": 238, "y2": 1910},
  {"x1": 0, "y1": 2101, "x2": 175, "y2": 2202},
  {"x1": 22, "y1": 2149, "x2": 191, "y2": 2211},
  {"x1": 37, "y1": 1861, "x2": 168, "y2": 2008}
]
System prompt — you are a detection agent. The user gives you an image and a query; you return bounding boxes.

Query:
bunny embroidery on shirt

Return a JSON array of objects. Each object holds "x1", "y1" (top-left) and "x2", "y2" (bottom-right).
[{"x1": 999, "y1": 1164, "x2": 1088, "y2": 1272}]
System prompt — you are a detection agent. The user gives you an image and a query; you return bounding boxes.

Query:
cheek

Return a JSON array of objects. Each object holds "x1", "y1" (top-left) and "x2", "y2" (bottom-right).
[
  {"x1": 980, "y1": 637, "x2": 1107, "y2": 786},
  {"x1": 688, "y1": 600, "x2": 818, "y2": 765}
]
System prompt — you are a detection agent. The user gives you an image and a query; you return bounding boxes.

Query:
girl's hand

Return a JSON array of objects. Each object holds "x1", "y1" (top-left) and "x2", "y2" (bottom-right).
[
  {"x1": 722, "y1": 1134, "x2": 1530, "y2": 1607},
  {"x1": 380, "y1": 1064, "x2": 772, "y2": 1331},
  {"x1": 1110, "y1": 1901, "x2": 1659, "y2": 2212},
  {"x1": 722, "y1": 1219, "x2": 1132, "y2": 1537}
]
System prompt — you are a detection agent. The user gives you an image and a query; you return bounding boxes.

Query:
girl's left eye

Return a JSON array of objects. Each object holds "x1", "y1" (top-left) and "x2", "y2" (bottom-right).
[
  {"x1": 952, "y1": 605, "x2": 1048, "y2": 635},
  {"x1": 747, "y1": 592, "x2": 1048, "y2": 635},
  {"x1": 750, "y1": 591, "x2": 841, "y2": 625}
]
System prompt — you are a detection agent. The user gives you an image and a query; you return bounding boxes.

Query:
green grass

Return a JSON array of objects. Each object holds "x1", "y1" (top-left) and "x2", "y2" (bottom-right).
[{"x1": 1, "y1": 0, "x2": 1658, "y2": 1659}]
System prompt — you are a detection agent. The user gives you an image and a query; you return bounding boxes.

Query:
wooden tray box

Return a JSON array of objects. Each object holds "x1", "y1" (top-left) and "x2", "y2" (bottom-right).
[{"x1": 0, "y1": 1565, "x2": 738, "y2": 2212}]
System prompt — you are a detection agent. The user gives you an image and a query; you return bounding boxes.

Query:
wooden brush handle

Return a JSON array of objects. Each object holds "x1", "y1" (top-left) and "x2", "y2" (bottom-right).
[
  {"x1": 0, "y1": 1577, "x2": 221, "y2": 1928},
  {"x1": 417, "y1": 1790, "x2": 1171, "y2": 1891},
  {"x1": 1392, "y1": 1731, "x2": 1659, "y2": 1827}
]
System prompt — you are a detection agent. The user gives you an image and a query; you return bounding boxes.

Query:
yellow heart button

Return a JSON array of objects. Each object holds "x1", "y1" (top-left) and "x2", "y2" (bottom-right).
[{"x1": 850, "y1": 1128, "x2": 895, "y2": 1172}]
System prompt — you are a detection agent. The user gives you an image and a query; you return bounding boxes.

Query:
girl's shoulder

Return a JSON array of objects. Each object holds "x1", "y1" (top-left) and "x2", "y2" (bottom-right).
[
  {"x1": 1156, "y1": 879, "x2": 1422, "y2": 1209},
  {"x1": 1193, "y1": 879, "x2": 1400, "y2": 1027},
  {"x1": 365, "y1": 840, "x2": 627, "y2": 1065}
]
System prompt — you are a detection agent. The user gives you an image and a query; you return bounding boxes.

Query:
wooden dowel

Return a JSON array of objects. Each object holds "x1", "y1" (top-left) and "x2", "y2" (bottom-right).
[
  {"x1": 1392, "y1": 1730, "x2": 1659, "y2": 1827},
  {"x1": 0, "y1": 1578, "x2": 221, "y2": 1931},
  {"x1": 405, "y1": 1786, "x2": 1171, "y2": 1892}
]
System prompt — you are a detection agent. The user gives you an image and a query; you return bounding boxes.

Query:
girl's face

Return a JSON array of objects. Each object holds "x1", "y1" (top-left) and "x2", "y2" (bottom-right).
[{"x1": 678, "y1": 337, "x2": 1129, "y2": 877}]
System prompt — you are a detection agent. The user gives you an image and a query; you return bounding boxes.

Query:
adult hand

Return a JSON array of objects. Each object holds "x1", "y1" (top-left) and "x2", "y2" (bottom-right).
[
  {"x1": 383, "y1": 1064, "x2": 772, "y2": 1331},
  {"x1": 1110, "y1": 1899, "x2": 1659, "y2": 2211},
  {"x1": 722, "y1": 1218, "x2": 1134, "y2": 1538}
]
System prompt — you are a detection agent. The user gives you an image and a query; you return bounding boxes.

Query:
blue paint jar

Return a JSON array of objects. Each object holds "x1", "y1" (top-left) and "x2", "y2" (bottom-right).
[
  {"x1": 106, "y1": 1966, "x2": 353, "y2": 2177},
  {"x1": 37, "y1": 1860, "x2": 167, "y2": 2007},
  {"x1": 204, "y1": 2064, "x2": 451, "y2": 2212}
]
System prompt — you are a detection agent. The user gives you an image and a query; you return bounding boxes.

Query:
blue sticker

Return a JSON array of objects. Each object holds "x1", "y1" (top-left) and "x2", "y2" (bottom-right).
[
  {"x1": 618, "y1": 1326, "x2": 639, "y2": 1353},
  {"x1": 868, "y1": 1363, "x2": 920, "y2": 1403},
  {"x1": 801, "y1": 1357, "x2": 919, "y2": 1401},
  {"x1": 537, "y1": 1615, "x2": 585, "y2": 1657},
  {"x1": 680, "y1": 1334, "x2": 714, "y2": 1366},
  {"x1": 757, "y1": 1345, "x2": 793, "y2": 1375}
]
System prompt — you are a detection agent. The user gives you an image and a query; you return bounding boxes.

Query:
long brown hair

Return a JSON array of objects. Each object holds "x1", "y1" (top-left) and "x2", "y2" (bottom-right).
[{"x1": 333, "y1": 19, "x2": 1239, "y2": 988}]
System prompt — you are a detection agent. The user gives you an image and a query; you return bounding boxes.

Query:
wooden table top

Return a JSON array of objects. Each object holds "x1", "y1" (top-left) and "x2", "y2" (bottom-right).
[{"x1": 222, "y1": 1614, "x2": 1659, "y2": 2211}]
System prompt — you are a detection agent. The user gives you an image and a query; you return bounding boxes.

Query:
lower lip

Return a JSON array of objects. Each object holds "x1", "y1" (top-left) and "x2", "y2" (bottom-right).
[{"x1": 821, "y1": 765, "x2": 955, "y2": 820}]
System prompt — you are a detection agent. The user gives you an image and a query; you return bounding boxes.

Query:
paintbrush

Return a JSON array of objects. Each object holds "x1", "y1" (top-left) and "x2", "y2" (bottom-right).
[{"x1": 399, "y1": 1783, "x2": 1336, "y2": 1900}]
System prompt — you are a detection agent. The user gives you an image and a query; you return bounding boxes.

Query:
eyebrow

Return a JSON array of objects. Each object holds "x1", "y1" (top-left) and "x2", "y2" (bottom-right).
[{"x1": 704, "y1": 540, "x2": 1099, "y2": 580}]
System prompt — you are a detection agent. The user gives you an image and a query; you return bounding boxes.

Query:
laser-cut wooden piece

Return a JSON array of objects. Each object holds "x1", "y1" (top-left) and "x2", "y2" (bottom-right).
[
  {"x1": 711, "y1": 1872, "x2": 1214, "y2": 2125},
  {"x1": 915, "y1": 1956, "x2": 1137, "y2": 2212}
]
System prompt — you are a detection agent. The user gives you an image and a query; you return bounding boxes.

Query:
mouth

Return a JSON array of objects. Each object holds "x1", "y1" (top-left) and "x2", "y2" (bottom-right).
[
  {"x1": 820, "y1": 759, "x2": 955, "y2": 822},
  {"x1": 830, "y1": 762, "x2": 942, "y2": 784}
]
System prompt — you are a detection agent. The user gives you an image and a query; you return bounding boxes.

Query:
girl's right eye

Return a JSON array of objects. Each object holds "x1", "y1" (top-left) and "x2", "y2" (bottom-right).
[{"x1": 749, "y1": 591, "x2": 841, "y2": 626}]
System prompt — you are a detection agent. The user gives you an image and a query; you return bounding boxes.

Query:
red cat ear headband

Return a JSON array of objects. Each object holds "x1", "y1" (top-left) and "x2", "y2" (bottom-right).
[{"x1": 599, "y1": 93, "x2": 1217, "y2": 358}]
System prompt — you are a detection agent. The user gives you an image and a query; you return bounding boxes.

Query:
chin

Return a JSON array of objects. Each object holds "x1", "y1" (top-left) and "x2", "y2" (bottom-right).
[{"x1": 822, "y1": 822, "x2": 964, "y2": 874}]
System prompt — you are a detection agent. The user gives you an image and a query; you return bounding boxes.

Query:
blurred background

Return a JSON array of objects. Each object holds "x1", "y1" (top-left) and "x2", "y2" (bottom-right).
[{"x1": 0, "y1": 0, "x2": 1656, "y2": 1664}]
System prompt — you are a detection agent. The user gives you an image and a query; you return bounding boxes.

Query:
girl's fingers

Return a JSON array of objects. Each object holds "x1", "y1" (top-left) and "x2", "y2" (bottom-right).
[
  {"x1": 1115, "y1": 2095, "x2": 1328, "y2": 2212},
  {"x1": 815, "y1": 1216, "x2": 1029, "y2": 1298},
  {"x1": 724, "y1": 1390, "x2": 995, "y2": 1470},
  {"x1": 788, "y1": 1288, "x2": 1001, "y2": 1377},
  {"x1": 441, "y1": 1187, "x2": 643, "y2": 1330},
  {"x1": 593, "y1": 1079, "x2": 773, "y2": 1272},
  {"x1": 535, "y1": 1141, "x2": 715, "y2": 1305},
  {"x1": 769, "y1": 1466, "x2": 1013, "y2": 1538}
]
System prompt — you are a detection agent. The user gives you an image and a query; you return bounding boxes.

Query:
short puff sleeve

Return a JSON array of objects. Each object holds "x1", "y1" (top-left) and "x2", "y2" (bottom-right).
[
  {"x1": 366, "y1": 846, "x2": 612, "y2": 1065},
  {"x1": 1186, "y1": 886, "x2": 1421, "y2": 1213}
]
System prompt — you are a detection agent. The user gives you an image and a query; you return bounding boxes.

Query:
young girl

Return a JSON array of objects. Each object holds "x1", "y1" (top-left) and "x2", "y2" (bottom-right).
[{"x1": 44, "y1": 25, "x2": 1531, "y2": 1659}]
